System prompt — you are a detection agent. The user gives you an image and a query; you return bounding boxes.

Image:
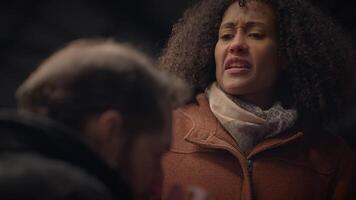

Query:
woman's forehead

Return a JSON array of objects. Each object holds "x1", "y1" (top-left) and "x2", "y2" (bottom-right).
[{"x1": 221, "y1": 1, "x2": 276, "y2": 25}]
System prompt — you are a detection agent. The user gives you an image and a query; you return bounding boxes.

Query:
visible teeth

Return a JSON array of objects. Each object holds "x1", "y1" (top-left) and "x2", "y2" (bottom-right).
[{"x1": 230, "y1": 64, "x2": 247, "y2": 68}]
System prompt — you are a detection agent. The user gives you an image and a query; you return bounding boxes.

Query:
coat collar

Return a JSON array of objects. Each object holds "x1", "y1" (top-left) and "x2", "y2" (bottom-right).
[{"x1": 179, "y1": 94, "x2": 304, "y2": 159}]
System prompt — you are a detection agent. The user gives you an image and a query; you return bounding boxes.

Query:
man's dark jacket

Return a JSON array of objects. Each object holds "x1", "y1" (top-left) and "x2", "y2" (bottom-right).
[{"x1": 0, "y1": 110, "x2": 132, "y2": 200}]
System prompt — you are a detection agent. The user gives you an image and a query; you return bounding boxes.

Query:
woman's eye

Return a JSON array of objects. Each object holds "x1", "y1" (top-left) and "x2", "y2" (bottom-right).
[
  {"x1": 248, "y1": 32, "x2": 264, "y2": 39},
  {"x1": 220, "y1": 34, "x2": 234, "y2": 41}
]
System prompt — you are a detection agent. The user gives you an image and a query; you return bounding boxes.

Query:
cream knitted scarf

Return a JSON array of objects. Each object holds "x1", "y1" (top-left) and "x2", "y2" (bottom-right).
[{"x1": 206, "y1": 82, "x2": 298, "y2": 154}]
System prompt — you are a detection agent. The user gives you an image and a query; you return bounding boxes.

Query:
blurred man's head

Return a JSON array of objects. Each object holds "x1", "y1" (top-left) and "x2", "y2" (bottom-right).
[{"x1": 16, "y1": 38, "x2": 188, "y2": 198}]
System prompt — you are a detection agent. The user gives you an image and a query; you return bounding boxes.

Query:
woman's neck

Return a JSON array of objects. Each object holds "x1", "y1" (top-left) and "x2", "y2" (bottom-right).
[{"x1": 237, "y1": 90, "x2": 275, "y2": 110}]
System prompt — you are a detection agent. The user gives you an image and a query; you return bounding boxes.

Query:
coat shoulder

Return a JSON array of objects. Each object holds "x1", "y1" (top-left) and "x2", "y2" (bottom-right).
[
  {"x1": 297, "y1": 131, "x2": 356, "y2": 176},
  {"x1": 170, "y1": 94, "x2": 211, "y2": 153}
]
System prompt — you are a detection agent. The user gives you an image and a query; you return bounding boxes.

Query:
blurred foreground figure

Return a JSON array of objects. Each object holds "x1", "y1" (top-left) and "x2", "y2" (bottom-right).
[
  {"x1": 0, "y1": 153, "x2": 115, "y2": 200},
  {"x1": 1, "y1": 38, "x2": 188, "y2": 199}
]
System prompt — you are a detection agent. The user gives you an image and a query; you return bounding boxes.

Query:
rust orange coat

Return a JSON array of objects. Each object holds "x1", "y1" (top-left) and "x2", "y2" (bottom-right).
[{"x1": 162, "y1": 94, "x2": 356, "y2": 200}]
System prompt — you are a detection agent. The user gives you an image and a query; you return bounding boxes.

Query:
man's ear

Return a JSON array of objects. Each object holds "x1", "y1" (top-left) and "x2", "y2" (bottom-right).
[
  {"x1": 97, "y1": 110, "x2": 123, "y2": 142},
  {"x1": 85, "y1": 110, "x2": 125, "y2": 167}
]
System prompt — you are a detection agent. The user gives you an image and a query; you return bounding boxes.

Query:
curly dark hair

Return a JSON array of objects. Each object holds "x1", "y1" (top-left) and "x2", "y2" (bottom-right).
[{"x1": 159, "y1": 0, "x2": 355, "y2": 127}]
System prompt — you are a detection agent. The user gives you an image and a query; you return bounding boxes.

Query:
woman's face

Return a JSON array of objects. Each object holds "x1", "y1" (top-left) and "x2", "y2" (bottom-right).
[{"x1": 215, "y1": 1, "x2": 280, "y2": 107}]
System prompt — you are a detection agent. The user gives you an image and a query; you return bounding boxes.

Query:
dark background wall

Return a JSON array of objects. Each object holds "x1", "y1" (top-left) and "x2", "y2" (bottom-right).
[{"x1": 0, "y1": 0, "x2": 355, "y2": 108}]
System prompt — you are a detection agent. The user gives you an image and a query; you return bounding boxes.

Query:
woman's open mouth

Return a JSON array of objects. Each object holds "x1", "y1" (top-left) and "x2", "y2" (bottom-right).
[{"x1": 224, "y1": 57, "x2": 251, "y2": 74}]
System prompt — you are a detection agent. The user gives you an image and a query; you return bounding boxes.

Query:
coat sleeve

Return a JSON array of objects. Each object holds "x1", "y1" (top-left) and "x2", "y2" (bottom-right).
[{"x1": 331, "y1": 152, "x2": 356, "y2": 200}]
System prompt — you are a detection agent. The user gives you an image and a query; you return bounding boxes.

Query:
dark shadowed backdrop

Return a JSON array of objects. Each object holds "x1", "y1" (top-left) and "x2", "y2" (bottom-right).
[{"x1": 0, "y1": 0, "x2": 355, "y2": 107}]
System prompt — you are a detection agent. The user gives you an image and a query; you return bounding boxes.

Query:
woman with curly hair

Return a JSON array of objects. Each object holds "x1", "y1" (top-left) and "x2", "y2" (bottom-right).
[{"x1": 159, "y1": 0, "x2": 356, "y2": 199}]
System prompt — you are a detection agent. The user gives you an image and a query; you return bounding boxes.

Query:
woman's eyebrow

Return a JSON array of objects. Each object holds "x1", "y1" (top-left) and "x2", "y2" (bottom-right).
[
  {"x1": 220, "y1": 22, "x2": 236, "y2": 30},
  {"x1": 220, "y1": 21, "x2": 267, "y2": 29},
  {"x1": 245, "y1": 21, "x2": 267, "y2": 28}
]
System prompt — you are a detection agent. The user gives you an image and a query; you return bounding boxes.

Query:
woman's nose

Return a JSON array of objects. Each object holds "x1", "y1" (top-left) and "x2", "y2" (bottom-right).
[{"x1": 228, "y1": 33, "x2": 249, "y2": 54}]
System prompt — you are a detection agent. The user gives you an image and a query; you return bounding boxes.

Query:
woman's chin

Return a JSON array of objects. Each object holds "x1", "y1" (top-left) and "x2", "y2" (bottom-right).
[{"x1": 220, "y1": 83, "x2": 249, "y2": 97}]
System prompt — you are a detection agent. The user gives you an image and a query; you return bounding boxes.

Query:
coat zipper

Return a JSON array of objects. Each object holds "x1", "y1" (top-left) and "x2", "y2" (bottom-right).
[
  {"x1": 247, "y1": 159, "x2": 254, "y2": 200},
  {"x1": 247, "y1": 159, "x2": 253, "y2": 174}
]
